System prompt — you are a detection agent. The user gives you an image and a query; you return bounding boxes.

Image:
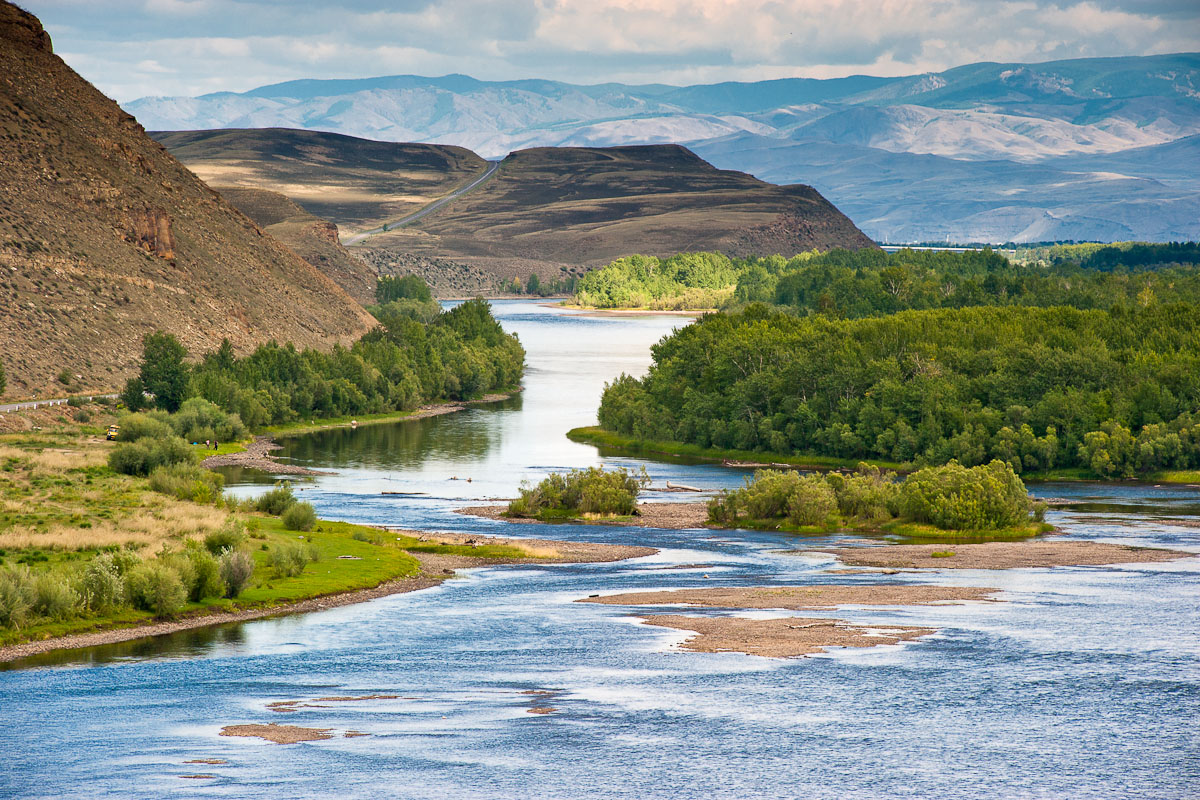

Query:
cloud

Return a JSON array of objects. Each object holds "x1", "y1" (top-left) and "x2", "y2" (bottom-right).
[{"x1": 24, "y1": 0, "x2": 1200, "y2": 101}]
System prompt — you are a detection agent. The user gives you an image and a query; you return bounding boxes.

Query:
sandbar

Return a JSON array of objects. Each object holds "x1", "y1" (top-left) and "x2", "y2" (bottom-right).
[
  {"x1": 641, "y1": 614, "x2": 936, "y2": 658},
  {"x1": 220, "y1": 724, "x2": 333, "y2": 744},
  {"x1": 809, "y1": 541, "x2": 1192, "y2": 570}
]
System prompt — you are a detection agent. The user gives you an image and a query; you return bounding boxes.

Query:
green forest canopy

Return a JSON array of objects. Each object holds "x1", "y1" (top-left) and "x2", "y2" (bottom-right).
[
  {"x1": 134, "y1": 296, "x2": 524, "y2": 429},
  {"x1": 597, "y1": 302, "x2": 1200, "y2": 478}
]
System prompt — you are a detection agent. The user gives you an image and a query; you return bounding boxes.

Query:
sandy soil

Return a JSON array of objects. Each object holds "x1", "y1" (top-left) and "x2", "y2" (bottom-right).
[
  {"x1": 220, "y1": 724, "x2": 334, "y2": 744},
  {"x1": 641, "y1": 614, "x2": 937, "y2": 658},
  {"x1": 457, "y1": 502, "x2": 711, "y2": 530},
  {"x1": 0, "y1": 532, "x2": 653, "y2": 663},
  {"x1": 809, "y1": 541, "x2": 1193, "y2": 570},
  {"x1": 580, "y1": 584, "x2": 998, "y2": 610}
]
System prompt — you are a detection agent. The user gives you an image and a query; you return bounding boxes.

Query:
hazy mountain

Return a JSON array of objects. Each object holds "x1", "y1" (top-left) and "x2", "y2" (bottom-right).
[{"x1": 127, "y1": 53, "x2": 1200, "y2": 243}]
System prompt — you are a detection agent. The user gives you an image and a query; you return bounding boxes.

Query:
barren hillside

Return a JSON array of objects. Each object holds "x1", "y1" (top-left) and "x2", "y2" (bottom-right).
[{"x1": 0, "y1": 3, "x2": 374, "y2": 398}]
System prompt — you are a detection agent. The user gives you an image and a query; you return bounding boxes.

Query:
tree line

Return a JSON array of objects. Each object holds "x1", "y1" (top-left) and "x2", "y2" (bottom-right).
[
  {"x1": 125, "y1": 291, "x2": 524, "y2": 429},
  {"x1": 597, "y1": 303, "x2": 1200, "y2": 477}
]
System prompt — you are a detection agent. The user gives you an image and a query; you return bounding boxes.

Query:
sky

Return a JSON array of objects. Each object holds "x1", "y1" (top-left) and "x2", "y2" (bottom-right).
[{"x1": 20, "y1": 0, "x2": 1200, "y2": 102}]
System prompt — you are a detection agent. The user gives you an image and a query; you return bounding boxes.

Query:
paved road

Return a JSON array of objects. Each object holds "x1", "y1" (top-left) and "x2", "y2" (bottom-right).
[
  {"x1": 0, "y1": 394, "x2": 116, "y2": 414},
  {"x1": 342, "y1": 160, "x2": 502, "y2": 246}
]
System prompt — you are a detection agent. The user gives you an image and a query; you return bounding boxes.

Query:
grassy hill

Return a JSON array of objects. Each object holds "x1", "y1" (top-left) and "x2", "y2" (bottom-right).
[
  {"x1": 0, "y1": 3, "x2": 374, "y2": 399},
  {"x1": 151, "y1": 128, "x2": 489, "y2": 236}
]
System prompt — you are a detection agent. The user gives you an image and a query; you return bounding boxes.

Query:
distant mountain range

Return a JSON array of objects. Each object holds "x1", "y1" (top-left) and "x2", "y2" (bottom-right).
[{"x1": 126, "y1": 54, "x2": 1200, "y2": 243}]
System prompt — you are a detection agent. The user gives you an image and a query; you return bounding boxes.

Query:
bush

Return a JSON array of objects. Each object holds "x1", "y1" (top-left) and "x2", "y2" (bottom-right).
[
  {"x1": 79, "y1": 554, "x2": 126, "y2": 611},
  {"x1": 255, "y1": 483, "x2": 297, "y2": 516},
  {"x1": 119, "y1": 376, "x2": 145, "y2": 412},
  {"x1": 900, "y1": 460, "x2": 1032, "y2": 531},
  {"x1": 831, "y1": 465, "x2": 901, "y2": 523},
  {"x1": 108, "y1": 435, "x2": 196, "y2": 477},
  {"x1": 508, "y1": 466, "x2": 648, "y2": 517},
  {"x1": 269, "y1": 542, "x2": 316, "y2": 578},
  {"x1": 148, "y1": 463, "x2": 225, "y2": 504},
  {"x1": 115, "y1": 411, "x2": 174, "y2": 442},
  {"x1": 0, "y1": 567, "x2": 35, "y2": 629},
  {"x1": 32, "y1": 573, "x2": 80, "y2": 621},
  {"x1": 177, "y1": 547, "x2": 224, "y2": 602},
  {"x1": 124, "y1": 562, "x2": 187, "y2": 616},
  {"x1": 169, "y1": 397, "x2": 247, "y2": 443},
  {"x1": 281, "y1": 501, "x2": 317, "y2": 532},
  {"x1": 218, "y1": 549, "x2": 254, "y2": 598},
  {"x1": 203, "y1": 519, "x2": 247, "y2": 555},
  {"x1": 786, "y1": 475, "x2": 838, "y2": 526}
]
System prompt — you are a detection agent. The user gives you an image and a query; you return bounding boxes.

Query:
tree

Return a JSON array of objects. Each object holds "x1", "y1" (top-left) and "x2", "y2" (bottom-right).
[
  {"x1": 0, "y1": 360, "x2": 5, "y2": 397},
  {"x1": 119, "y1": 376, "x2": 145, "y2": 411},
  {"x1": 526, "y1": 273, "x2": 541, "y2": 296},
  {"x1": 139, "y1": 332, "x2": 188, "y2": 413}
]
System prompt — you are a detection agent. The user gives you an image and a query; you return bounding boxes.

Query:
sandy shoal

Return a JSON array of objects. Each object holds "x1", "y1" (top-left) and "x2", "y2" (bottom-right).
[
  {"x1": 641, "y1": 614, "x2": 936, "y2": 658},
  {"x1": 0, "y1": 533, "x2": 654, "y2": 663},
  {"x1": 457, "y1": 502, "x2": 710, "y2": 529},
  {"x1": 809, "y1": 540, "x2": 1193, "y2": 570},
  {"x1": 220, "y1": 723, "x2": 333, "y2": 744},
  {"x1": 580, "y1": 584, "x2": 997, "y2": 609}
]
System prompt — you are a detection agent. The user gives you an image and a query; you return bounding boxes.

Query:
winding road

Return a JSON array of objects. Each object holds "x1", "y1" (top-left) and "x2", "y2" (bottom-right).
[{"x1": 341, "y1": 160, "x2": 501, "y2": 246}]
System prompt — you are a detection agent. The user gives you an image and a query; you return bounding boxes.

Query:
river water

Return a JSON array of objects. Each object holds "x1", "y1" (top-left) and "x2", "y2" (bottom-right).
[{"x1": 3, "y1": 300, "x2": 1199, "y2": 799}]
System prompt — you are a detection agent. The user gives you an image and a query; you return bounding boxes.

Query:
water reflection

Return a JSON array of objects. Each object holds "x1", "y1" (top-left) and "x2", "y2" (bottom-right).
[{"x1": 2, "y1": 624, "x2": 248, "y2": 671}]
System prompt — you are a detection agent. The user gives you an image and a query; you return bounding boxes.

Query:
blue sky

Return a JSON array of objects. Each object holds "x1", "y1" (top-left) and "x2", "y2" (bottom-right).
[{"x1": 20, "y1": 0, "x2": 1200, "y2": 101}]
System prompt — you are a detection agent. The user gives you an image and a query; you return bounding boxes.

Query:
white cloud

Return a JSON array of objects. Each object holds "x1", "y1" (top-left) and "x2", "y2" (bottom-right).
[{"x1": 24, "y1": 0, "x2": 1200, "y2": 100}]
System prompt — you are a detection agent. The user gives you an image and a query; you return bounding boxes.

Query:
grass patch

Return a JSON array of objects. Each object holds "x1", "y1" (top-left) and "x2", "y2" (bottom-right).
[
  {"x1": 1146, "y1": 470, "x2": 1200, "y2": 484},
  {"x1": 566, "y1": 426, "x2": 904, "y2": 472}
]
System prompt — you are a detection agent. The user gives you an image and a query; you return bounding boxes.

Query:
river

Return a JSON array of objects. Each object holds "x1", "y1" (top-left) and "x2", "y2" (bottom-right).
[{"x1": 2, "y1": 300, "x2": 1198, "y2": 799}]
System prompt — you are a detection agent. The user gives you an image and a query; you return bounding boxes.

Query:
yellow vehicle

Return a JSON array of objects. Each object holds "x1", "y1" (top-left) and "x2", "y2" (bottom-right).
[{"x1": 105, "y1": 425, "x2": 120, "y2": 441}]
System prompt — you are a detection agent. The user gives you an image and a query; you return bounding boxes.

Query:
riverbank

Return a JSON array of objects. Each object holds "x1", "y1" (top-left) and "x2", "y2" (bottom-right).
[
  {"x1": 551, "y1": 303, "x2": 707, "y2": 317},
  {"x1": 0, "y1": 529, "x2": 654, "y2": 664},
  {"x1": 458, "y1": 502, "x2": 711, "y2": 529},
  {"x1": 202, "y1": 391, "x2": 518, "y2": 474}
]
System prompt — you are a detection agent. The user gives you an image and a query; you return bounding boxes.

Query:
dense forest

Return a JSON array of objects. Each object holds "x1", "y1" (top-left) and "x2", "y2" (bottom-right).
[
  {"x1": 597, "y1": 303, "x2": 1200, "y2": 477},
  {"x1": 571, "y1": 244, "x2": 1200, "y2": 315},
  {"x1": 126, "y1": 293, "x2": 525, "y2": 428}
]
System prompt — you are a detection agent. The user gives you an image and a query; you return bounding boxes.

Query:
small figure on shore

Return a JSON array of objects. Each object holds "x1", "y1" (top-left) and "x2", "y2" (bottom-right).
[
  {"x1": 205, "y1": 439, "x2": 210, "y2": 448},
  {"x1": 213, "y1": 440, "x2": 218, "y2": 450}
]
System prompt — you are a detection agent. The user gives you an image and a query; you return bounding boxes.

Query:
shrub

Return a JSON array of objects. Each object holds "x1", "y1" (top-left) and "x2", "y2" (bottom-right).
[
  {"x1": 108, "y1": 434, "x2": 196, "y2": 477},
  {"x1": 786, "y1": 475, "x2": 838, "y2": 526},
  {"x1": 204, "y1": 519, "x2": 246, "y2": 555},
  {"x1": 218, "y1": 549, "x2": 254, "y2": 597},
  {"x1": 281, "y1": 501, "x2": 317, "y2": 532},
  {"x1": 148, "y1": 463, "x2": 225, "y2": 504},
  {"x1": 115, "y1": 411, "x2": 174, "y2": 442},
  {"x1": 268, "y1": 542, "x2": 315, "y2": 577},
  {"x1": 124, "y1": 562, "x2": 187, "y2": 616},
  {"x1": 508, "y1": 466, "x2": 648, "y2": 517},
  {"x1": 900, "y1": 460, "x2": 1031, "y2": 531},
  {"x1": 169, "y1": 397, "x2": 247, "y2": 443},
  {"x1": 829, "y1": 465, "x2": 901, "y2": 523},
  {"x1": 173, "y1": 547, "x2": 225, "y2": 602},
  {"x1": 78, "y1": 555, "x2": 126, "y2": 611},
  {"x1": 32, "y1": 573, "x2": 80, "y2": 621},
  {"x1": 67, "y1": 395, "x2": 86, "y2": 408},
  {"x1": 255, "y1": 483, "x2": 297, "y2": 516},
  {"x1": 0, "y1": 567, "x2": 35, "y2": 629}
]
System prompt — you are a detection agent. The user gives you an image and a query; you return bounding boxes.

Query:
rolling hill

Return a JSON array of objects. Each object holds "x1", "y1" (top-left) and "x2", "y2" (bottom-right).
[
  {"x1": 128, "y1": 54, "x2": 1200, "y2": 243},
  {"x1": 0, "y1": 3, "x2": 374, "y2": 398}
]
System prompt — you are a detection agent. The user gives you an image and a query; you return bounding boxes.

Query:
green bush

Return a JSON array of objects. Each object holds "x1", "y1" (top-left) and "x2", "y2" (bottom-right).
[
  {"x1": 255, "y1": 483, "x2": 297, "y2": 516},
  {"x1": 124, "y1": 562, "x2": 187, "y2": 616},
  {"x1": 169, "y1": 397, "x2": 247, "y2": 443},
  {"x1": 148, "y1": 463, "x2": 226, "y2": 504},
  {"x1": 78, "y1": 555, "x2": 126, "y2": 611},
  {"x1": 281, "y1": 501, "x2": 317, "y2": 532},
  {"x1": 203, "y1": 519, "x2": 247, "y2": 555},
  {"x1": 115, "y1": 411, "x2": 174, "y2": 442},
  {"x1": 830, "y1": 465, "x2": 901, "y2": 523},
  {"x1": 786, "y1": 475, "x2": 838, "y2": 526},
  {"x1": 0, "y1": 567, "x2": 35, "y2": 630},
  {"x1": 108, "y1": 434, "x2": 195, "y2": 477},
  {"x1": 508, "y1": 466, "x2": 648, "y2": 517},
  {"x1": 172, "y1": 547, "x2": 225, "y2": 602},
  {"x1": 32, "y1": 573, "x2": 80, "y2": 621},
  {"x1": 268, "y1": 541, "x2": 316, "y2": 577},
  {"x1": 900, "y1": 460, "x2": 1032, "y2": 531},
  {"x1": 218, "y1": 549, "x2": 254, "y2": 597}
]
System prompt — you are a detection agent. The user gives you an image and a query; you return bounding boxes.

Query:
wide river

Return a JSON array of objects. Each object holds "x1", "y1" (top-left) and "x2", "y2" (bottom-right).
[{"x1": 4, "y1": 301, "x2": 1199, "y2": 799}]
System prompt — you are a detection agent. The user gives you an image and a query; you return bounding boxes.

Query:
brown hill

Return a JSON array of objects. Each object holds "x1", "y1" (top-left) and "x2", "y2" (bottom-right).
[
  {"x1": 150, "y1": 128, "x2": 489, "y2": 237},
  {"x1": 0, "y1": 3, "x2": 374, "y2": 398},
  {"x1": 214, "y1": 186, "x2": 376, "y2": 304}
]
